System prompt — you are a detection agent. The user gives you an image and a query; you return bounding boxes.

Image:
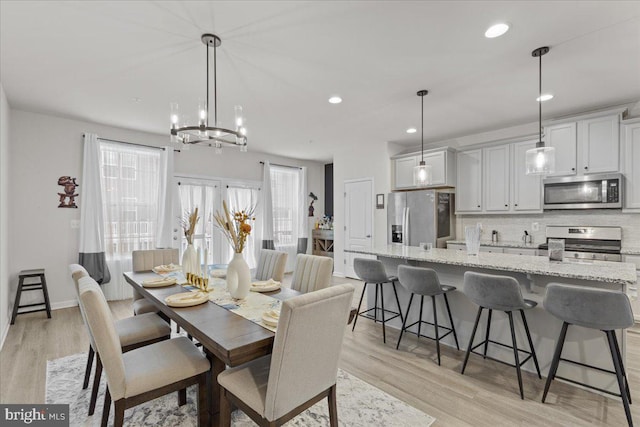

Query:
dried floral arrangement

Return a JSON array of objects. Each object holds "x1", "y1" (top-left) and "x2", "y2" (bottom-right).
[
  {"x1": 214, "y1": 200, "x2": 256, "y2": 254},
  {"x1": 180, "y1": 207, "x2": 200, "y2": 244}
]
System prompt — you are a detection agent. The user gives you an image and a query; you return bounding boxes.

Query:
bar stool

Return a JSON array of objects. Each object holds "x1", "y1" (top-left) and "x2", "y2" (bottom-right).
[
  {"x1": 352, "y1": 258, "x2": 404, "y2": 343},
  {"x1": 542, "y1": 283, "x2": 634, "y2": 426},
  {"x1": 10, "y1": 269, "x2": 52, "y2": 324},
  {"x1": 395, "y1": 265, "x2": 459, "y2": 365},
  {"x1": 460, "y1": 271, "x2": 541, "y2": 399}
]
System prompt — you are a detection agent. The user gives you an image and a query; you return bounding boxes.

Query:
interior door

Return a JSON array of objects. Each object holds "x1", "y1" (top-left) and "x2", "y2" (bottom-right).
[
  {"x1": 344, "y1": 178, "x2": 373, "y2": 278},
  {"x1": 174, "y1": 177, "x2": 224, "y2": 266}
]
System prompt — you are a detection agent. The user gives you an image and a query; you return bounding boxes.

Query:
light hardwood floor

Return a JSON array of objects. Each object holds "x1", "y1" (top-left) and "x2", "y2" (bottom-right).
[{"x1": 1, "y1": 275, "x2": 638, "y2": 426}]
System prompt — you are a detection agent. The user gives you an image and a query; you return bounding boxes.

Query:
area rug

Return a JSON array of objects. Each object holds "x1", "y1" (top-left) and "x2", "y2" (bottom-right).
[{"x1": 46, "y1": 353, "x2": 435, "y2": 426}]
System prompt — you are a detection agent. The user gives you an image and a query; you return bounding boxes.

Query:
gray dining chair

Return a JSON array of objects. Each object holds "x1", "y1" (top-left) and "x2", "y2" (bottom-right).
[
  {"x1": 254, "y1": 249, "x2": 288, "y2": 282},
  {"x1": 218, "y1": 284, "x2": 355, "y2": 426},
  {"x1": 78, "y1": 275, "x2": 210, "y2": 427},
  {"x1": 290, "y1": 254, "x2": 334, "y2": 293},
  {"x1": 69, "y1": 264, "x2": 171, "y2": 416},
  {"x1": 131, "y1": 249, "x2": 179, "y2": 315}
]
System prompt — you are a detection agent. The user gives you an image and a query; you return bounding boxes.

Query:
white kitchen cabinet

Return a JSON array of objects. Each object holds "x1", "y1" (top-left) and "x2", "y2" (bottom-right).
[
  {"x1": 479, "y1": 247, "x2": 504, "y2": 254},
  {"x1": 546, "y1": 122, "x2": 577, "y2": 176},
  {"x1": 580, "y1": 115, "x2": 619, "y2": 174},
  {"x1": 447, "y1": 243, "x2": 465, "y2": 251},
  {"x1": 623, "y1": 120, "x2": 640, "y2": 211},
  {"x1": 456, "y1": 149, "x2": 482, "y2": 212},
  {"x1": 392, "y1": 148, "x2": 455, "y2": 190},
  {"x1": 511, "y1": 140, "x2": 542, "y2": 212},
  {"x1": 483, "y1": 145, "x2": 510, "y2": 212},
  {"x1": 504, "y1": 248, "x2": 538, "y2": 256}
]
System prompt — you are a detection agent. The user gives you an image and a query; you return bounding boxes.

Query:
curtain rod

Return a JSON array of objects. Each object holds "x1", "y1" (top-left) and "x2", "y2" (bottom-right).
[
  {"x1": 82, "y1": 134, "x2": 181, "y2": 153},
  {"x1": 259, "y1": 161, "x2": 301, "y2": 170}
]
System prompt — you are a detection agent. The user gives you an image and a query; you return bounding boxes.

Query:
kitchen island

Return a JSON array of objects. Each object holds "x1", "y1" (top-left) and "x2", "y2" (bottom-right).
[{"x1": 345, "y1": 245, "x2": 637, "y2": 395}]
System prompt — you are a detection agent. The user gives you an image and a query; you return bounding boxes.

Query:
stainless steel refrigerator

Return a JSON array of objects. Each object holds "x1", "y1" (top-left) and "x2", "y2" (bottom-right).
[{"x1": 387, "y1": 190, "x2": 455, "y2": 248}]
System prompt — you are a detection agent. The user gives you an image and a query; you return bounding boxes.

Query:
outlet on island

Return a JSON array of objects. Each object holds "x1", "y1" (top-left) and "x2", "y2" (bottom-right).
[{"x1": 532, "y1": 222, "x2": 539, "y2": 232}]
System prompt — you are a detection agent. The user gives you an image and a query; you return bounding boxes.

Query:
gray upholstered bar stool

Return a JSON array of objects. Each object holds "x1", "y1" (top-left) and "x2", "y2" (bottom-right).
[
  {"x1": 395, "y1": 265, "x2": 459, "y2": 365},
  {"x1": 542, "y1": 283, "x2": 633, "y2": 426},
  {"x1": 461, "y1": 271, "x2": 541, "y2": 399},
  {"x1": 352, "y1": 258, "x2": 404, "y2": 343}
]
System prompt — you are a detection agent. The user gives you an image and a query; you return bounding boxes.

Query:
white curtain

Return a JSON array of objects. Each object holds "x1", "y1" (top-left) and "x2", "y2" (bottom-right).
[
  {"x1": 260, "y1": 162, "x2": 275, "y2": 250},
  {"x1": 155, "y1": 146, "x2": 174, "y2": 248},
  {"x1": 298, "y1": 166, "x2": 309, "y2": 254},
  {"x1": 100, "y1": 141, "x2": 161, "y2": 300},
  {"x1": 226, "y1": 185, "x2": 260, "y2": 269},
  {"x1": 79, "y1": 133, "x2": 111, "y2": 284},
  {"x1": 270, "y1": 165, "x2": 305, "y2": 272},
  {"x1": 177, "y1": 180, "x2": 220, "y2": 264}
]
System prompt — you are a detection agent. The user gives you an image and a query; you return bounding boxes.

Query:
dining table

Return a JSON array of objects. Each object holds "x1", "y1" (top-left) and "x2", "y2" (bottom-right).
[{"x1": 124, "y1": 270, "x2": 302, "y2": 426}]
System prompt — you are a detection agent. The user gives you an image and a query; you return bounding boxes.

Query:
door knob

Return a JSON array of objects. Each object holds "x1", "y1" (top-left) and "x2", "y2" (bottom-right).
[
  {"x1": 173, "y1": 237, "x2": 178, "y2": 240},
  {"x1": 366, "y1": 235, "x2": 371, "y2": 238}
]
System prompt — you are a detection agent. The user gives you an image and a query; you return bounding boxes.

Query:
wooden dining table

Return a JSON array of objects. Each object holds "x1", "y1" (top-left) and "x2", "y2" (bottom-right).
[{"x1": 124, "y1": 271, "x2": 301, "y2": 426}]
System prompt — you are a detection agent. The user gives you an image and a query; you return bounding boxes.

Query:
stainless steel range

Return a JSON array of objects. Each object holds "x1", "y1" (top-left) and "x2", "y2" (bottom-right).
[{"x1": 538, "y1": 226, "x2": 622, "y2": 262}]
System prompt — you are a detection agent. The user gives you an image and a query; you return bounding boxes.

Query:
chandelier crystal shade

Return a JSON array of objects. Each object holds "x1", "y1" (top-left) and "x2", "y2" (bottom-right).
[
  {"x1": 413, "y1": 90, "x2": 432, "y2": 187},
  {"x1": 525, "y1": 46, "x2": 555, "y2": 175},
  {"x1": 170, "y1": 34, "x2": 247, "y2": 152}
]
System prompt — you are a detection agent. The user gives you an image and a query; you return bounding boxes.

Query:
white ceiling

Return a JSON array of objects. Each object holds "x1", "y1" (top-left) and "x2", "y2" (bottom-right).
[{"x1": 1, "y1": 1, "x2": 639, "y2": 162}]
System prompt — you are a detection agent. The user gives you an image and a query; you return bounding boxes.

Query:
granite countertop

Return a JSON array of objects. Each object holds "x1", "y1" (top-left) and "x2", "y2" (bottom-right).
[
  {"x1": 446, "y1": 240, "x2": 539, "y2": 250},
  {"x1": 622, "y1": 248, "x2": 640, "y2": 256},
  {"x1": 345, "y1": 245, "x2": 637, "y2": 286}
]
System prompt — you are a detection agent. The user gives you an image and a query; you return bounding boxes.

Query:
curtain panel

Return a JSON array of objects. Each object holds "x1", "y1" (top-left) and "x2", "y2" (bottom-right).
[
  {"x1": 260, "y1": 162, "x2": 275, "y2": 250},
  {"x1": 155, "y1": 146, "x2": 174, "y2": 248}
]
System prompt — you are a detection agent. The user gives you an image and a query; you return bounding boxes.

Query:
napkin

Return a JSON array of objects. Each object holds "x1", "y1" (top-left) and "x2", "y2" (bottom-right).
[
  {"x1": 265, "y1": 309, "x2": 281, "y2": 320},
  {"x1": 169, "y1": 292, "x2": 206, "y2": 302},
  {"x1": 142, "y1": 277, "x2": 176, "y2": 286},
  {"x1": 251, "y1": 279, "x2": 281, "y2": 288},
  {"x1": 152, "y1": 263, "x2": 181, "y2": 274}
]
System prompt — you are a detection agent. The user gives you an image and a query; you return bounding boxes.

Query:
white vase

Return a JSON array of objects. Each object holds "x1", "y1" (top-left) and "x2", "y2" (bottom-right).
[
  {"x1": 182, "y1": 244, "x2": 198, "y2": 274},
  {"x1": 226, "y1": 252, "x2": 251, "y2": 299}
]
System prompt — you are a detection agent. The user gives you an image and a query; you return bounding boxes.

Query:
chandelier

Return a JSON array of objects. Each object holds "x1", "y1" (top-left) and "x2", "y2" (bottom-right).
[{"x1": 170, "y1": 34, "x2": 247, "y2": 152}]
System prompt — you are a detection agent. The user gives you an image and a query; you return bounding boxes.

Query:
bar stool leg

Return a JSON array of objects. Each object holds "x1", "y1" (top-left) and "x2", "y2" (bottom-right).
[
  {"x1": 507, "y1": 311, "x2": 524, "y2": 400},
  {"x1": 352, "y1": 283, "x2": 367, "y2": 331},
  {"x1": 520, "y1": 310, "x2": 541, "y2": 379},
  {"x1": 612, "y1": 330, "x2": 632, "y2": 404},
  {"x1": 41, "y1": 274, "x2": 52, "y2": 318},
  {"x1": 461, "y1": 306, "x2": 483, "y2": 375},
  {"x1": 391, "y1": 282, "x2": 404, "y2": 324},
  {"x1": 432, "y1": 296, "x2": 441, "y2": 366},
  {"x1": 542, "y1": 321, "x2": 569, "y2": 403},
  {"x1": 417, "y1": 296, "x2": 424, "y2": 340},
  {"x1": 10, "y1": 277, "x2": 25, "y2": 325},
  {"x1": 396, "y1": 294, "x2": 414, "y2": 350},
  {"x1": 443, "y1": 293, "x2": 459, "y2": 350},
  {"x1": 483, "y1": 309, "x2": 493, "y2": 359},
  {"x1": 606, "y1": 331, "x2": 633, "y2": 427},
  {"x1": 374, "y1": 283, "x2": 379, "y2": 323},
  {"x1": 380, "y1": 283, "x2": 386, "y2": 343},
  {"x1": 83, "y1": 346, "x2": 94, "y2": 390}
]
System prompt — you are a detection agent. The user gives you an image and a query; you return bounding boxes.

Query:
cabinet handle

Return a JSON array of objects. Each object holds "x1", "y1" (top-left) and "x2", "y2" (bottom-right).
[
  {"x1": 505, "y1": 204, "x2": 508, "y2": 207},
  {"x1": 477, "y1": 205, "x2": 481, "y2": 208},
  {"x1": 584, "y1": 166, "x2": 588, "y2": 170},
  {"x1": 515, "y1": 204, "x2": 518, "y2": 206},
  {"x1": 571, "y1": 168, "x2": 575, "y2": 171}
]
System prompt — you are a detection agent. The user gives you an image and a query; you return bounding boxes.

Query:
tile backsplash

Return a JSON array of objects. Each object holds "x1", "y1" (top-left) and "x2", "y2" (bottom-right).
[{"x1": 456, "y1": 211, "x2": 640, "y2": 249}]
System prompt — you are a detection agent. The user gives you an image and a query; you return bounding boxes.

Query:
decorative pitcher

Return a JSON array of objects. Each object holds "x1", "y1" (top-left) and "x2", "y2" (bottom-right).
[
  {"x1": 227, "y1": 252, "x2": 251, "y2": 299},
  {"x1": 182, "y1": 244, "x2": 199, "y2": 274}
]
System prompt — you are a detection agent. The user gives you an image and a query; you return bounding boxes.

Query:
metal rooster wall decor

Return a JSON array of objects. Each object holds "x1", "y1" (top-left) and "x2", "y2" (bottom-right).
[{"x1": 57, "y1": 176, "x2": 79, "y2": 208}]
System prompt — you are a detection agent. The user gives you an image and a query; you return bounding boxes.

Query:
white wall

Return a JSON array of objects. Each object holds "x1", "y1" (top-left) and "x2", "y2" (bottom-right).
[
  {"x1": 0, "y1": 84, "x2": 10, "y2": 347},
  {"x1": 8, "y1": 109, "x2": 324, "y2": 310}
]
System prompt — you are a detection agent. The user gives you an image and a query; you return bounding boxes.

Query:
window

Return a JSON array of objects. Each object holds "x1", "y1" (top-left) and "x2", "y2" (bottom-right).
[{"x1": 270, "y1": 166, "x2": 300, "y2": 247}]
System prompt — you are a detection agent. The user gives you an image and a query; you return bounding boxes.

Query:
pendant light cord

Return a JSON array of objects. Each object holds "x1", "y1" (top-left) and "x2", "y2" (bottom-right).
[
  {"x1": 421, "y1": 94, "x2": 424, "y2": 162},
  {"x1": 539, "y1": 53, "x2": 542, "y2": 145},
  {"x1": 214, "y1": 42, "x2": 218, "y2": 127},
  {"x1": 206, "y1": 43, "x2": 209, "y2": 126}
]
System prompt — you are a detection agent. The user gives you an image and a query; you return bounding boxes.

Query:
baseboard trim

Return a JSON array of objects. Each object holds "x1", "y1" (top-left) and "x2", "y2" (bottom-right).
[
  {"x1": 0, "y1": 315, "x2": 9, "y2": 351},
  {"x1": 333, "y1": 272, "x2": 345, "y2": 278},
  {"x1": 51, "y1": 300, "x2": 78, "y2": 310}
]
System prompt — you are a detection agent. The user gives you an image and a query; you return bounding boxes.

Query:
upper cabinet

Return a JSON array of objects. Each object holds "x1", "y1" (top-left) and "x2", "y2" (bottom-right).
[
  {"x1": 623, "y1": 119, "x2": 640, "y2": 211},
  {"x1": 392, "y1": 147, "x2": 456, "y2": 190},
  {"x1": 545, "y1": 113, "x2": 620, "y2": 177},
  {"x1": 511, "y1": 140, "x2": 542, "y2": 212},
  {"x1": 456, "y1": 149, "x2": 482, "y2": 212},
  {"x1": 483, "y1": 145, "x2": 510, "y2": 212}
]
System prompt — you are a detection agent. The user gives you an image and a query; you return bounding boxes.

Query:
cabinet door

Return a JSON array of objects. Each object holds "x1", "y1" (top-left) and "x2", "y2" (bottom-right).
[
  {"x1": 394, "y1": 156, "x2": 417, "y2": 189},
  {"x1": 546, "y1": 122, "x2": 577, "y2": 176},
  {"x1": 456, "y1": 149, "x2": 483, "y2": 212},
  {"x1": 512, "y1": 140, "x2": 542, "y2": 212},
  {"x1": 581, "y1": 115, "x2": 619, "y2": 174},
  {"x1": 504, "y1": 248, "x2": 538, "y2": 256},
  {"x1": 479, "y1": 247, "x2": 504, "y2": 254},
  {"x1": 483, "y1": 145, "x2": 510, "y2": 211},
  {"x1": 423, "y1": 151, "x2": 446, "y2": 186},
  {"x1": 624, "y1": 122, "x2": 640, "y2": 210}
]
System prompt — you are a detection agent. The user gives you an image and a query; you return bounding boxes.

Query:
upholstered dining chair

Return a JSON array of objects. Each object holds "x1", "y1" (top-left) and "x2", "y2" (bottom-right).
[
  {"x1": 78, "y1": 276, "x2": 210, "y2": 427},
  {"x1": 290, "y1": 254, "x2": 334, "y2": 293},
  {"x1": 131, "y1": 249, "x2": 179, "y2": 315},
  {"x1": 218, "y1": 284, "x2": 355, "y2": 427},
  {"x1": 254, "y1": 249, "x2": 288, "y2": 282},
  {"x1": 69, "y1": 264, "x2": 172, "y2": 416}
]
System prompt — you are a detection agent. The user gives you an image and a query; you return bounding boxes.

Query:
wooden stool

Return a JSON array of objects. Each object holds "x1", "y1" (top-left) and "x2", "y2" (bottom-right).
[{"x1": 10, "y1": 269, "x2": 52, "y2": 324}]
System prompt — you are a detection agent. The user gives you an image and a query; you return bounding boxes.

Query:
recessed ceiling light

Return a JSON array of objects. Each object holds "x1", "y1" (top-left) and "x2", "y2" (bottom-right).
[
  {"x1": 328, "y1": 96, "x2": 342, "y2": 104},
  {"x1": 536, "y1": 94, "x2": 554, "y2": 102},
  {"x1": 485, "y1": 23, "x2": 510, "y2": 38},
  {"x1": 406, "y1": 127, "x2": 417, "y2": 134}
]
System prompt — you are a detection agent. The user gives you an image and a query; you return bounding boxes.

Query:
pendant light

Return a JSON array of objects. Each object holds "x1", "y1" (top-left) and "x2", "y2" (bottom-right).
[
  {"x1": 413, "y1": 90, "x2": 432, "y2": 186},
  {"x1": 525, "y1": 46, "x2": 555, "y2": 175}
]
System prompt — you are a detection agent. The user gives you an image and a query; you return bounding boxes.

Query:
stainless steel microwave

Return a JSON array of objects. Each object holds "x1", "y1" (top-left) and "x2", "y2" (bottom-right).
[{"x1": 543, "y1": 173, "x2": 622, "y2": 210}]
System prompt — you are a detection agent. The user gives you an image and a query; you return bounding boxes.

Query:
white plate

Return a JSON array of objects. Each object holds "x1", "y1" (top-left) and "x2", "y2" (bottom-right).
[
  {"x1": 250, "y1": 281, "x2": 281, "y2": 293},
  {"x1": 262, "y1": 312, "x2": 280, "y2": 327},
  {"x1": 142, "y1": 277, "x2": 177, "y2": 288},
  {"x1": 152, "y1": 264, "x2": 181, "y2": 274},
  {"x1": 165, "y1": 291, "x2": 209, "y2": 307},
  {"x1": 210, "y1": 269, "x2": 227, "y2": 278}
]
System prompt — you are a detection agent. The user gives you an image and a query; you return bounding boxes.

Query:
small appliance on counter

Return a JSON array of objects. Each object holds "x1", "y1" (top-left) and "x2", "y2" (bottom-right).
[
  {"x1": 387, "y1": 189, "x2": 455, "y2": 248},
  {"x1": 522, "y1": 230, "x2": 532, "y2": 244},
  {"x1": 491, "y1": 230, "x2": 499, "y2": 243},
  {"x1": 538, "y1": 226, "x2": 622, "y2": 262}
]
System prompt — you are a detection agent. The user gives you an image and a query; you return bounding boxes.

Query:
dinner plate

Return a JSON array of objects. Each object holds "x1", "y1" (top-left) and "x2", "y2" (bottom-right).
[
  {"x1": 250, "y1": 280, "x2": 281, "y2": 293},
  {"x1": 152, "y1": 264, "x2": 182, "y2": 274},
  {"x1": 210, "y1": 269, "x2": 227, "y2": 279},
  {"x1": 142, "y1": 277, "x2": 177, "y2": 288},
  {"x1": 261, "y1": 311, "x2": 280, "y2": 327},
  {"x1": 165, "y1": 291, "x2": 209, "y2": 307}
]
